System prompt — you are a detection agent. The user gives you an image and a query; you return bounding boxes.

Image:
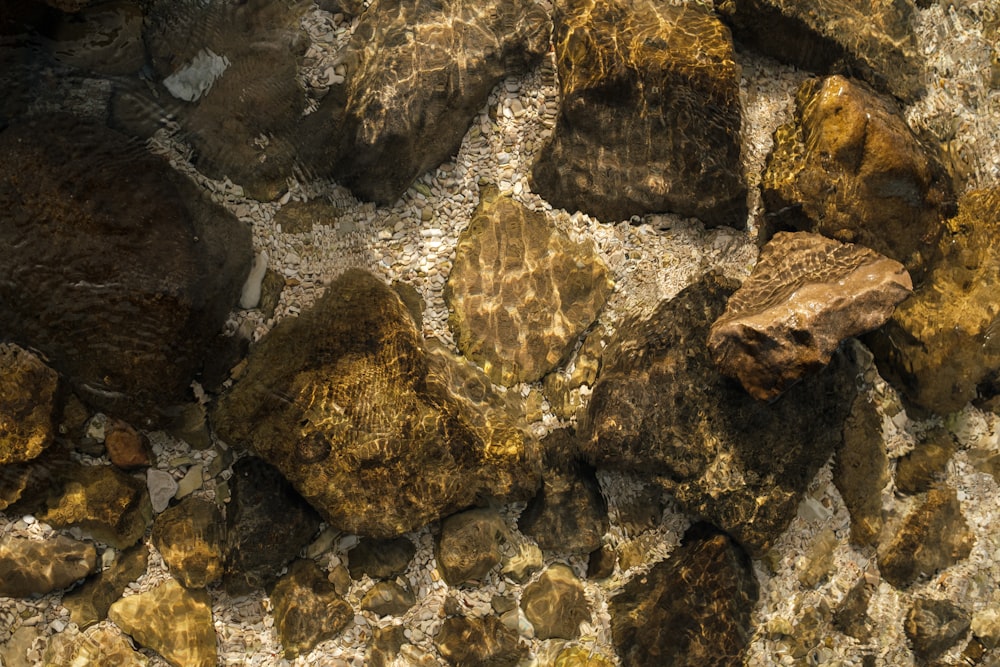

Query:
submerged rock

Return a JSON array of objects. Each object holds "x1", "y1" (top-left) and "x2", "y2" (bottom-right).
[
  {"x1": 520, "y1": 563, "x2": 590, "y2": 640},
  {"x1": 151, "y1": 497, "x2": 224, "y2": 589},
  {"x1": 62, "y1": 543, "x2": 149, "y2": 629},
  {"x1": 270, "y1": 559, "x2": 353, "y2": 659},
  {"x1": 43, "y1": 624, "x2": 149, "y2": 667},
  {"x1": 709, "y1": 231, "x2": 911, "y2": 400},
  {"x1": 0, "y1": 533, "x2": 97, "y2": 597},
  {"x1": 905, "y1": 597, "x2": 971, "y2": 663},
  {"x1": 434, "y1": 614, "x2": 527, "y2": 667},
  {"x1": 435, "y1": 507, "x2": 507, "y2": 587},
  {"x1": 532, "y1": 0, "x2": 746, "y2": 226},
  {"x1": 834, "y1": 394, "x2": 891, "y2": 546},
  {"x1": 0, "y1": 343, "x2": 59, "y2": 466},
  {"x1": 348, "y1": 536, "x2": 415, "y2": 581},
  {"x1": 360, "y1": 580, "x2": 416, "y2": 617},
  {"x1": 895, "y1": 428, "x2": 959, "y2": 495}
]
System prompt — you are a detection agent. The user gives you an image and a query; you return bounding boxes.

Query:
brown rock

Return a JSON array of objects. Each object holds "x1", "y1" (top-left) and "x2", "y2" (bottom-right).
[
  {"x1": 434, "y1": 614, "x2": 527, "y2": 667},
  {"x1": 833, "y1": 572, "x2": 876, "y2": 641},
  {"x1": 905, "y1": 597, "x2": 971, "y2": 663},
  {"x1": 435, "y1": 507, "x2": 507, "y2": 586},
  {"x1": 43, "y1": 624, "x2": 149, "y2": 667},
  {"x1": 104, "y1": 418, "x2": 154, "y2": 470},
  {"x1": 151, "y1": 497, "x2": 224, "y2": 588},
  {"x1": 532, "y1": 0, "x2": 745, "y2": 226},
  {"x1": 62, "y1": 543, "x2": 149, "y2": 628},
  {"x1": 347, "y1": 536, "x2": 415, "y2": 580},
  {"x1": 762, "y1": 75, "x2": 953, "y2": 278},
  {"x1": 708, "y1": 232, "x2": 911, "y2": 401},
  {"x1": 834, "y1": 394, "x2": 891, "y2": 546},
  {"x1": 895, "y1": 428, "x2": 958, "y2": 495},
  {"x1": 270, "y1": 559, "x2": 353, "y2": 659},
  {"x1": 0, "y1": 343, "x2": 59, "y2": 466},
  {"x1": 360, "y1": 580, "x2": 416, "y2": 617},
  {"x1": 445, "y1": 186, "x2": 613, "y2": 386},
  {"x1": 0, "y1": 533, "x2": 97, "y2": 597},
  {"x1": 587, "y1": 544, "x2": 616, "y2": 580},
  {"x1": 520, "y1": 563, "x2": 590, "y2": 640},
  {"x1": 42, "y1": 0, "x2": 146, "y2": 77}
]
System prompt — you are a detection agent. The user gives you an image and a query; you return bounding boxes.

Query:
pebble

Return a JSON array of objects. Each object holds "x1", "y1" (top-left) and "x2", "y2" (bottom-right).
[{"x1": 147, "y1": 468, "x2": 179, "y2": 514}]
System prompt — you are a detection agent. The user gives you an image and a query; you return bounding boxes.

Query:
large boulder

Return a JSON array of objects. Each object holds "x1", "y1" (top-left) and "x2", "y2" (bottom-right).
[
  {"x1": 531, "y1": 0, "x2": 746, "y2": 226},
  {"x1": 0, "y1": 114, "x2": 252, "y2": 426},
  {"x1": 0, "y1": 534, "x2": 97, "y2": 597},
  {"x1": 212, "y1": 269, "x2": 541, "y2": 537}
]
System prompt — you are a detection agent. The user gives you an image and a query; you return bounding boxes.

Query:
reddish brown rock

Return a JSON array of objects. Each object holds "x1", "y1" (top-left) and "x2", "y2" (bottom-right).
[
  {"x1": 104, "y1": 418, "x2": 154, "y2": 470},
  {"x1": 0, "y1": 343, "x2": 59, "y2": 466},
  {"x1": 708, "y1": 231, "x2": 912, "y2": 401}
]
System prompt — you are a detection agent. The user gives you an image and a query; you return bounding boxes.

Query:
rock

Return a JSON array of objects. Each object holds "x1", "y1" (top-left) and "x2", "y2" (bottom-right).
[
  {"x1": 761, "y1": 75, "x2": 953, "y2": 278},
  {"x1": 834, "y1": 394, "x2": 891, "y2": 546},
  {"x1": 708, "y1": 232, "x2": 911, "y2": 400},
  {"x1": 543, "y1": 332, "x2": 604, "y2": 420},
  {"x1": 531, "y1": 0, "x2": 745, "y2": 226},
  {"x1": 368, "y1": 625, "x2": 407, "y2": 667},
  {"x1": 435, "y1": 507, "x2": 507, "y2": 586},
  {"x1": 174, "y1": 463, "x2": 203, "y2": 499},
  {"x1": 520, "y1": 563, "x2": 590, "y2": 640},
  {"x1": 223, "y1": 457, "x2": 322, "y2": 595},
  {"x1": 3, "y1": 625, "x2": 40, "y2": 667},
  {"x1": 895, "y1": 428, "x2": 959, "y2": 494},
  {"x1": 151, "y1": 497, "x2": 224, "y2": 589},
  {"x1": 0, "y1": 114, "x2": 252, "y2": 426},
  {"x1": 434, "y1": 614, "x2": 527, "y2": 667},
  {"x1": 165, "y1": 403, "x2": 213, "y2": 451},
  {"x1": 587, "y1": 544, "x2": 616, "y2": 580},
  {"x1": 501, "y1": 540, "x2": 544, "y2": 583},
  {"x1": 905, "y1": 597, "x2": 971, "y2": 663},
  {"x1": 40, "y1": 0, "x2": 146, "y2": 77},
  {"x1": 325, "y1": 0, "x2": 549, "y2": 204},
  {"x1": 614, "y1": 481, "x2": 668, "y2": 538},
  {"x1": 610, "y1": 524, "x2": 758, "y2": 667},
  {"x1": 0, "y1": 343, "x2": 59, "y2": 465},
  {"x1": 360, "y1": 580, "x2": 416, "y2": 617},
  {"x1": 41, "y1": 463, "x2": 152, "y2": 549},
  {"x1": 146, "y1": 468, "x2": 179, "y2": 514},
  {"x1": 62, "y1": 543, "x2": 149, "y2": 629},
  {"x1": 553, "y1": 646, "x2": 616, "y2": 667},
  {"x1": 43, "y1": 624, "x2": 149, "y2": 667},
  {"x1": 797, "y1": 526, "x2": 839, "y2": 588},
  {"x1": 212, "y1": 269, "x2": 541, "y2": 537},
  {"x1": 833, "y1": 573, "x2": 876, "y2": 641},
  {"x1": 270, "y1": 559, "x2": 353, "y2": 659},
  {"x1": 581, "y1": 272, "x2": 859, "y2": 557},
  {"x1": 348, "y1": 537, "x2": 415, "y2": 580},
  {"x1": 868, "y1": 188, "x2": 1000, "y2": 415},
  {"x1": 714, "y1": 0, "x2": 924, "y2": 101},
  {"x1": 445, "y1": 186, "x2": 613, "y2": 385},
  {"x1": 518, "y1": 430, "x2": 608, "y2": 555},
  {"x1": 104, "y1": 418, "x2": 154, "y2": 470},
  {"x1": 973, "y1": 608, "x2": 1000, "y2": 650},
  {"x1": 108, "y1": 578, "x2": 216, "y2": 667},
  {"x1": 877, "y1": 487, "x2": 975, "y2": 588},
  {"x1": 0, "y1": 533, "x2": 97, "y2": 597}
]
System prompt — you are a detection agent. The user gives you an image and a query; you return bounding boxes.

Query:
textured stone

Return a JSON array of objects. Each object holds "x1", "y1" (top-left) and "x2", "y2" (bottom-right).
[
  {"x1": 0, "y1": 343, "x2": 58, "y2": 466},
  {"x1": 324, "y1": 0, "x2": 549, "y2": 204},
  {"x1": 762, "y1": 75, "x2": 953, "y2": 278},
  {"x1": 520, "y1": 563, "x2": 590, "y2": 640},
  {"x1": 43, "y1": 624, "x2": 149, "y2": 667},
  {"x1": 108, "y1": 578, "x2": 216, "y2": 667},
  {"x1": 435, "y1": 507, "x2": 507, "y2": 586},
  {"x1": 445, "y1": 186, "x2": 613, "y2": 386},
  {"x1": 104, "y1": 418, "x2": 154, "y2": 470},
  {"x1": 348, "y1": 537, "x2": 416, "y2": 580},
  {"x1": 270, "y1": 559, "x2": 353, "y2": 659},
  {"x1": 41, "y1": 0, "x2": 145, "y2": 77},
  {"x1": 708, "y1": 232, "x2": 911, "y2": 400},
  {"x1": 587, "y1": 544, "x2": 616, "y2": 580},
  {"x1": 223, "y1": 456, "x2": 321, "y2": 595},
  {"x1": 905, "y1": 597, "x2": 971, "y2": 663},
  {"x1": 360, "y1": 580, "x2": 416, "y2": 617},
  {"x1": 434, "y1": 614, "x2": 527, "y2": 667},
  {"x1": 715, "y1": 0, "x2": 924, "y2": 101},
  {"x1": 501, "y1": 540, "x2": 544, "y2": 583},
  {"x1": 151, "y1": 497, "x2": 223, "y2": 589},
  {"x1": 0, "y1": 533, "x2": 97, "y2": 597},
  {"x1": 868, "y1": 189, "x2": 1000, "y2": 415},
  {"x1": 581, "y1": 272, "x2": 859, "y2": 557},
  {"x1": 834, "y1": 394, "x2": 891, "y2": 546},
  {"x1": 213, "y1": 269, "x2": 541, "y2": 538},
  {"x1": 553, "y1": 646, "x2": 616, "y2": 667},
  {"x1": 62, "y1": 543, "x2": 149, "y2": 629},
  {"x1": 833, "y1": 573, "x2": 876, "y2": 641},
  {"x1": 878, "y1": 487, "x2": 975, "y2": 588},
  {"x1": 0, "y1": 114, "x2": 252, "y2": 426},
  {"x1": 610, "y1": 524, "x2": 758, "y2": 667},
  {"x1": 41, "y1": 463, "x2": 152, "y2": 549},
  {"x1": 797, "y1": 526, "x2": 839, "y2": 588},
  {"x1": 542, "y1": 332, "x2": 604, "y2": 420},
  {"x1": 895, "y1": 428, "x2": 958, "y2": 495},
  {"x1": 532, "y1": 0, "x2": 745, "y2": 226}
]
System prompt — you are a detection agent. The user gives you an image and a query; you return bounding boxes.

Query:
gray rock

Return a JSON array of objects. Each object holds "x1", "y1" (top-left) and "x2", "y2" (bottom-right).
[
  {"x1": 520, "y1": 563, "x2": 590, "y2": 640},
  {"x1": 0, "y1": 534, "x2": 97, "y2": 597},
  {"x1": 436, "y1": 507, "x2": 507, "y2": 586},
  {"x1": 146, "y1": 469, "x2": 179, "y2": 514},
  {"x1": 270, "y1": 559, "x2": 353, "y2": 659}
]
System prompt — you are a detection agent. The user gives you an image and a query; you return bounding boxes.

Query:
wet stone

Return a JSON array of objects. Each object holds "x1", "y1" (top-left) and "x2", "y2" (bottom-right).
[
  {"x1": 368, "y1": 625, "x2": 407, "y2": 667},
  {"x1": 587, "y1": 544, "x2": 616, "y2": 580},
  {"x1": 520, "y1": 563, "x2": 590, "y2": 641},
  {"x1": 434, "y1": 614, "x2": 527, "y2": 667},
  {"x1": 905, "y1": 597, "x2": 971, "y2": 663},
  {"x1": 270, "y1": 559, "x2": 353, "y2": 659},
  {"x1": 348, "y1": 536, "x2": 416, "y2": 580},
  {"x1": 502, "y1": 539, "x2": 544, "y2": 583},
  {"x1": 42, "y1": 624, "x2": 149, "y2": 667},
  {"x1": 833, "y1": 573, "x2": 876, "y2": 642},
  {"x1": 0, "y1": 533, "x2": 97, "y2": 597},
  {"x1": 151, "y1": 496, "x2": 223, "y2": 589},
  {"x1": 62, "y1": 543, "x2": 149, "y2": 629},
  {"x1": 104, "y1": 418, "x2": 154, "y2": 470},
  {"x1": 435, "y1": 507, "x2": 507, "y2": 586},
  {"x1": 360, "y1": 580, "x2": 416, "y2": 617},
  {"x1": 146, "y1": 468, "x2": 178, "y2": 514},
  {"x1": 895, "y1": 428, "x2": 959, "y2": 495},
  {"x1": 797, "y1": 526, "x2": 839, "y2": 589},
  {"x1": 834, "y1": 394, "x2": 891, "y2": 546},
  {"x1": 0, "y1": 343, "x2": 59, "y2": 466}
]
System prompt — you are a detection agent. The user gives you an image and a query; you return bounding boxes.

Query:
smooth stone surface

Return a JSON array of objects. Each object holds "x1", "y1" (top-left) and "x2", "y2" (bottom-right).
[
  {"x1": 151, "y1": 496, "x2": 223, "y2": 588},
  {"x1": 360, "y1": 580, "x2": 416, "y2": 617},
  {"x1": 434, "y1": 614, "x2": 527, "y2": 667},
  {"x1": 834, "y1": 394, "x2": 891, "y2": 546},
  {"x1": 520, "y1": 563, "x2": 590, "y2": 640},
  {"x1": 43, "y1": 624, "x2": 149, "y2": 667},
  {"x1": 0, "y1": 533, "x2": 97, "y2": 597},
  {"x1": 708, "y1": 232, "x2": 911, "y2": 401},
  {"x1": 532, "y1": 0, "x2": 746, "y2": 226},
  {"x1": 610, "y1": 524, "x2": 758, "y2": 666},
  {"x1": 270, "y1": 559, "x2": 353, "y2": 659},
  {"x1": 905, "y1": 597, "x2": 971, "y2": 663},
  {"x1": 895, "y1": 427, "x2": 958, "y2": 495},
  {"x1": 104, "y1": 418, "x2": 154, "y2": 470},
  {"x1": 347, "y1": 536, "x2": 416, "y2": 580},
  {"x1": 146, "y1": 468, "x2": 178, "y2": 514},
  {"x1": 435, "y1": 507, "x2": 507, "y2": 586},
  {"x1": 108, "y1": 577, "x2": 216, "y2": 667},
  {"x1": 62, "y1": 543, "x2": 149, "y2": 628},
  {"x1": 41, "y1": 0, "x2": 145, "y2": 77},
  {"x1": 445, "y1": 186, "x2": 613, "y2": 386},
  {"x1": 0, "y1": 343, "x2": 59, "y2": 466}
]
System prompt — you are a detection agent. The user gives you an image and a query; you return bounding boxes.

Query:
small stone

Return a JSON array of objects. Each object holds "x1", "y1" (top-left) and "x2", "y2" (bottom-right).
[
  {"x1": 271, "y1": 559, "x2": 353, "y2": 659},
  {"x1": 520, "y1": 563, "x2": 590, "y2": 640},
  {"x1": 0, "y1": 534, "x2": 97, "y2": 597},
  {"x1": 435, "y1": 507, "x2": 507, "y2": 586},
  {"x1": 797, "y1": 526, "x2": 838, "y2": 589},
  {"x1": 348, "y1": 536, "x2": 416, "y2": 580},
  {"x1": 895, "y1": 428, "x2": 958, "y2": 495},
  {"x1": 501, "y1": 540, "x2": 543, "y2": 583},
  {"x1": 151, "y1": 496, "x2": 223, "y2": 588},
  {"x1": 904, "y1": 597, "x2": 971, "y2": 663},
  {"x1": 434, "y1": 614, "x2": 526, "y2": 667},
  {"x1": 147, "y1": 469, "x2": 179, "y2": 514},
  {"x1": 104, "y1": 418, "x2": 154, "y2": 470},
  {"x1": 360, "y1": 580, "x2": 416, "y2": 617},
  {"x1": 174, "y1": 464, "x2": 204, "y2": 499}
]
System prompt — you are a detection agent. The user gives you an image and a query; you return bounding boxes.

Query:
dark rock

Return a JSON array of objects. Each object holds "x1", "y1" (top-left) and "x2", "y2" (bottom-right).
[
  {"x1": 834, "y1": 394, "x2": 891, "y2": 546},
  {"x1": 434, "y1": 614, "x2": 527, "y2": 667},
  {"x1": 39, "y1": 0, "x2": 146, "y2": 77},
  {"x1": 435, "y1": 507, "x2": 507, "y2": 586},
  {"x1": 969, "y1": 449, "x2": 1000, "y2": 484},
  {"x1": 520, "y1": 563, "x2": 590, "y2": 640},
  {"x1": 270, "y1": 559, "x2": 353, "y2": 659},
  {"x1": 348, "y1": 537, "x2": 415, "y2": 580},
  {"x1": 708, "y1": 232, "x2": 911, "y2": 400},
  {"x1": 0, "y1": 533, "x2": 97, "y2": 597},
  {"x1": 108, "y1": 577, "x2": 216, "y2": 667},
  {"x1": 896, "y1": 428, "x2": 959, "y2": 495},
  {"x1": 61, "y1": 543, "x2": 148, "y2": 629},
  {"x1": 104, "y1": 418, "x2": 154, "y2": 470},
  {"x1": 878, "y1": 487, "x2": 975, "y2": 588},
  {"x1": 587, "y1": 544, "x2": 616, "y2": 580},
  {"x1": 273, "y1": 199, "x2": 341, "y2": 235},
  {"x1": 542, "y1": 332, "x2": 604, "y2": 421},
  {"x1": 0, "y1": 114, "x2": 252, "y2": 426},
  {"x1": 532, "y1": 0, "x2": 745, "y2": 226},
  {"x1": 761, "y1": 75, "x2": 953, "y2": 278},
  {"x1": 368, "y1": 625, "x2": 407, "y2": 667},
  {"x1": 580, "y1": 272, "x2": 859, "y2": 557},
  {"x1": 360, "y1": 580, "x2": 416, "y2": 617},
  {"x1": 43, "y1": 624, "x2": 148, "y2": 667},
  {"x1": 41, "y1": 463, "x2": 152, "y2": 549},
  {"x1": 868, "y1": 188, "x2": 1000, "y2": 415},
  {"x1": 714, "y1": 0, "x2": 924, "y2": 101},
  {"x1": 0, "y1": 343, "x2": 59, "y2": 466},
  {"x1": 610, "y1": 524, "x2": 758, "y2": 667},
  {"x1": 223, "y1": 457, "x2": 322, "y2": 595},
  {"x1": 833, "y1": 572, "x2": 876, "y2": 641},
  {"x1": 151, "y1": 497, "x2": 224, "y2": 589},
  {"x1": 212, "y1": 269, "x2": 541, "y2": 538},
  {"x1": 614, "y1": 481, "x2": 667, "y2": 539},
  {"x1": 519, "y1": 430, "x2": 608, "y2": 556},
  {"x1": 905, "y1": 597, "x2": 971, "y2": 663},
  {"x1": 445, "y1": 186, "x2": 613, "y2": 385},
  {"x1": 325, "y1": 0, "x2": 549, "y2": 204}
]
